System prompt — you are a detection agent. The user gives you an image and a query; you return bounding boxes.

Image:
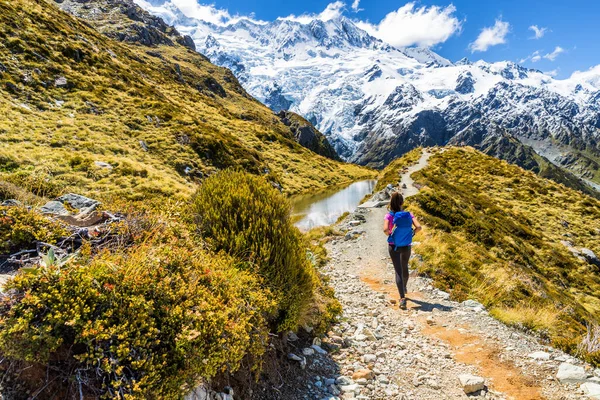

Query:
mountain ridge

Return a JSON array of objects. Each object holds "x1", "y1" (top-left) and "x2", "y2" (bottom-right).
[{"x1": 137, "y1": 4, "x2": 600, "y2": 191}]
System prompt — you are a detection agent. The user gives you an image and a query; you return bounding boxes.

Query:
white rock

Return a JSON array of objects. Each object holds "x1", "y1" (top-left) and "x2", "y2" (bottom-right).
[
  {"x1": 582, "y1": 382, "x2": 600, "y2": 399},
  {"x1": 458, "y1": 374, "x2": 485, "y2": 394},
  {"x1": 363, "y1": 354, "x2": 377, "y2": 363},
  {"x1": 556, "y1": 363, "x2": 587, "y2": 384},
  {"x1": 528, "y1": 351, "x2": 551, "y2": 360},
  {"x1": 339, "y1": 384, "x2": 359, "y2": 393}
]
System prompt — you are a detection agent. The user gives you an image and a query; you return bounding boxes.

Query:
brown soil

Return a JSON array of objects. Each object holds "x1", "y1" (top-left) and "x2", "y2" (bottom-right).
[{"x1": 423, "y1": 324, "x2": 544, "y2": 400}]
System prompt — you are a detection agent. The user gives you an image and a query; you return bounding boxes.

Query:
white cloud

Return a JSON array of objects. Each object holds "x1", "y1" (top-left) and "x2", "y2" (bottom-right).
[
  {"x1": 280, "y1": 1, "x2": 346, "y2": 23},
  {"x1": 545, "y1": 68, "x2": 559, "y2": 77},
  {"x1": 169, "y1": 0, "x2": 232, "y2": 24},
  {"x1": 355, "y1": 3, "x2": 462, "y2": 48},
  {"x1": 519, "y1": 50, "x2": 541, "y2": 64},
  {"x1": 469, "y1": 18, "x2": 510, "y2": 52},
  {"x1": 544, "y1": 46, "x2": 564, "y2": 61},
  {"x1": 351, "y1": 0, "x2": 361, "y2": 12},
  {"x1": 529, "y1": 25, "x2": 547, "y2": 39}
]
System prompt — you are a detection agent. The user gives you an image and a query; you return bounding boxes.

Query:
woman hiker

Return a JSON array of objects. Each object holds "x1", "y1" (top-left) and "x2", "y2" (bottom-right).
[{"x1": 383, "y1": 192, "x2": 422, "y2": 310}]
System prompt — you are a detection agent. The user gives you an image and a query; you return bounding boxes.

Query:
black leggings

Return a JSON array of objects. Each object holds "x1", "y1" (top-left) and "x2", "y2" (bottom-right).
[{"x1": 389, "y1": 245, "x2": 411, "y2": 299}]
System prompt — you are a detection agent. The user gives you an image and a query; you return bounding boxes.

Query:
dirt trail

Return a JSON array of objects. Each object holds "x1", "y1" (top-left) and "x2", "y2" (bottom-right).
[{"x1": 319, "y1": 148, "x2": 588, "y2": 399}]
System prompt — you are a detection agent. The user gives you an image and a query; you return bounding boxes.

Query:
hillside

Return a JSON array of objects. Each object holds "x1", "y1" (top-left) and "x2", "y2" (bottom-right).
[
  {"x1": 0, "y1": 0, "x2": 373, "y2": 203},
  {"x1": 382, "y1": 147, "x2": 600, "y2": 360}
]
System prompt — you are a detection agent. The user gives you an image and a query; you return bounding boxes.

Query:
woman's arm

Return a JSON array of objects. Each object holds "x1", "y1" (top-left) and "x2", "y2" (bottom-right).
[
  {"x1": 412, "y1": 216, "x2": 422, "y2": 234},
  {"x1": 383, "y1": 218, "x2": 391, "y2": 235}
]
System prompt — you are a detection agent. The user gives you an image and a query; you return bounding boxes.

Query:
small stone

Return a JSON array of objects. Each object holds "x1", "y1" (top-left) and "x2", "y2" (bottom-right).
[
  {"x1": 287, "y1": 353, "x2": 302, "y2": 362},
  {"x1": 302, "y1": 347, "x2": 315, "y2": 356},
  {"x1": 352, "y1": 369, "x2": 374, "y2": 380},
  {"x1": 55, "y1": 76, "x2": 68, "y2": 88},
  {"x1": 363, "y1": 354, "x2": 377, "y2": 363},
  {"x1": 556, "y1": 363, "x2": 587, "y2": 383},
  {"x1": 287, "y1": 331, "x2": 299, "y2": 341},
  {"x1": 528, "y1": 351, "x2": 551, "y2": 360},
  {"x1": 336, "y1": 376, "x2": 354, "y2": 386},
  {"x1": 94, "y1": 161, "x2": 113, "y2": 169},
  {"x1": 458, "y1": 374, "x2": 485, "y2": 394},
  {"x1": 339, "y1": 384, "x2": 359, "y2": 393},
  {"x1": 311, "y1": 344, "x2": 327, "y2": 355}
]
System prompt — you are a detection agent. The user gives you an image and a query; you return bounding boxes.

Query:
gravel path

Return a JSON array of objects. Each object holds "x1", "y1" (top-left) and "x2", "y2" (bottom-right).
[{"x1": 294, "y1": 149, "x2": 600, "y2": 400}]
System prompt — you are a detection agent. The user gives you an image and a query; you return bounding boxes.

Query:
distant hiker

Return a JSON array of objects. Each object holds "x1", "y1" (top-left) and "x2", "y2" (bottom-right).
[{"x1": 383, "y1": 192, "x2": 422, "y2": 310}]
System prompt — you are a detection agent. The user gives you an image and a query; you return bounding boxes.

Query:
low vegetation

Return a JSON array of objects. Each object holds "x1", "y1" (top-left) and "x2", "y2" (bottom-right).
[
  {"x1": 0, "y1": 171, "x2": 341, "y2": 398},
  {"x1": 381, "y1": 147, "x2": 600, "y2": 365}
]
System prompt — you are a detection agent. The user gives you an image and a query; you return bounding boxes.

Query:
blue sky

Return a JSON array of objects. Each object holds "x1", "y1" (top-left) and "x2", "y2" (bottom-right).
[{"x1": 172, "y1": 0, "x2": 600, "y2": 78}]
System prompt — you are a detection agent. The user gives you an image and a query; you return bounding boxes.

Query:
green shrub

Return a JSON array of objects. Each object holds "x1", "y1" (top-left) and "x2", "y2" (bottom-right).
[
  {"x1": 0, "y1": 243, "x2": 274, "y2": 399},
  {"x1": 0, "y1": 206, "x2": 67, "y2": 253},
  {"x1": 193, "y1": 170, "x2": 317, "y2": 331}
]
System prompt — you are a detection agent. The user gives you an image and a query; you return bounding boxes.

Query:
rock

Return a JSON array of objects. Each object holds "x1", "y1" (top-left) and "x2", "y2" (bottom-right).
[
  {"x1": 312, "y1": 345, "x2": 327, "y2": 355},
  {"x1": 54, "y1": 76, "x2": 69, "y2": 88},
  {"x1": 556, "y1": 363, "x2": 587, "y2": 384},
  {"x1": 288, "y1": 353, "x2": 302, "y2": 361},
  {"x1": 56, "y1": 193, "x2": 100, "y2": 210},
  {"x1": 302, "y1": 347, "x2": 315, "y2": 356},
  {"x1": 528, "y1": 351, "x2": 551, "y2": 360},
  {"x1": 94, "y1": 161, "x2": 113, "y2": 169},
  {"x1": 177, "y1": 34, "x2": 196, "y2": 51},
  {"x1": 461, "y1": 299, "x2": 485, "y2": 309},
  {"x1": 336, "y1": 376, "x2": 354, "y2": 386},
  {"x1": 458, "y1": 374, "x2": 485, "y2": 394},
  {"x1": 352, "y1": 369, "x2": 374, "y2": 380},
  {"x1": 339, "y1": 383, "x2": 359, "y2": 393},
  {"x1": 39, "y1": 200, "x2": 69, "y2": 216},
  {"x1": 287, "y1": 331, "x2": 299, "y2": 341},
  {"x1": 139, "y1": 140, "x2": 149, "y2": 151},
  {"x1": 363, "y1": 354, "x2": 377, "y2": 363},
  {"x1": 580, "y1": 248, "x2": 600, "y2": 266},
  {"x1": 349, "y1": 220, "x2": 362, "y2": 227},
  {"x1": 581, "y1": 382, "x2": 600, "y2": 399},
  {"x1": 1, "y1": 199, "x2": 21, "y2": 207}
]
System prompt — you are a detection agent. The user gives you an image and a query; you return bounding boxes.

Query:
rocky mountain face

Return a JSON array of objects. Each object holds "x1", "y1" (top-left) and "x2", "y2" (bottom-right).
[
  {"x1": 135, "y1": 4, "x2": 600, "y2": 191},
  {"x1": 277, "y1": 111, "x2": 339, "y2": 160}
]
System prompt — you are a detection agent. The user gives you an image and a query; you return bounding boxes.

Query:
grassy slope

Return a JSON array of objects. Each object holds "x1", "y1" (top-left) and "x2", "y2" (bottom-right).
[
  {"x1": 390, "y1": 147, "x2": 600, "y2": 354},
  {"x1": 0, "y1": 0, "x2": 374, "y2": 203}
]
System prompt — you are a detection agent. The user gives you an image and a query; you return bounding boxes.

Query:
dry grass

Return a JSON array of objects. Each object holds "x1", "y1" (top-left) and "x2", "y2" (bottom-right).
[
  {"x1": 0, "y1": 0, "x2": 374, "y2": 203},
  {"x1": 386, "y1": 147, "x2": 600, "y2": 363}
]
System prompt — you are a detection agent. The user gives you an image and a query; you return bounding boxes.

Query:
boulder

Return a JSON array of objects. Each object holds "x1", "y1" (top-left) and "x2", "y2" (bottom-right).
[
  {"x1": 458, "y1": 374, "x2": 485, "y2": 394},
  {"x1": 56, "y1": 193, "x2": 100, "y2": 210},
  {"x1": 39, "y1": 200, "x2": 69, "y2": 216},
  {"x1": 556, "y1": 363, "x2": 587, "y2": 384}
]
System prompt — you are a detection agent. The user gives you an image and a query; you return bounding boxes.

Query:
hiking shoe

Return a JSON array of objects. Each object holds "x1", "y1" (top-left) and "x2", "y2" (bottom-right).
[{"x1": 399, "y1": 298, "x2": 407, "y2": 310}]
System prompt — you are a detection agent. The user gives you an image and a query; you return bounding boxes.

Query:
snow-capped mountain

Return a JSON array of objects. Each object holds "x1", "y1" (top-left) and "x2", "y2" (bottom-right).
[{"x1": 136, "y1": 1, "x2": 600, "y2": 188}]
